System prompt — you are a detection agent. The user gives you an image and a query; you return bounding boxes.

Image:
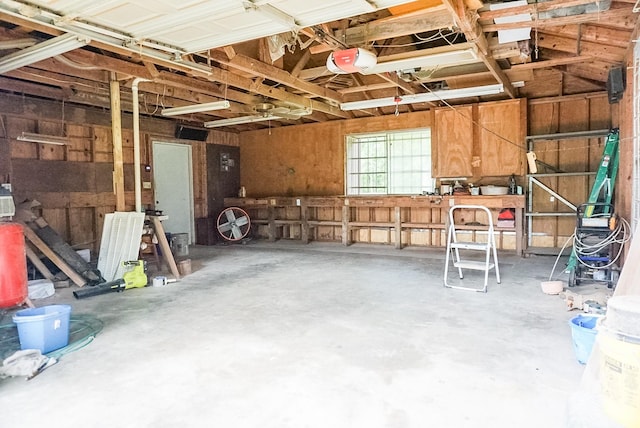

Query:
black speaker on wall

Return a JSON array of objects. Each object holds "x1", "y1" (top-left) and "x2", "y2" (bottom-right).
[
  {"x1": 175, "y1": 125, "x2": 209, "y2": 141},
  {"x1": 606, "y1": 66, "x2": 626, "y2": 104}
]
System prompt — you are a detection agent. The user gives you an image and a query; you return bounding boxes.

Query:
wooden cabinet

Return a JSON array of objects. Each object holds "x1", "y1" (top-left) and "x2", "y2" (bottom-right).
[
  {"x1": 433, "y1": 105, "x2": 474, "y2": 177},
  {"x1": 477, "y1": 99, "x2": 526, "y2": 177},
  {"x1": 432, "y1": 99, "x2": 526, "y2": 178}
]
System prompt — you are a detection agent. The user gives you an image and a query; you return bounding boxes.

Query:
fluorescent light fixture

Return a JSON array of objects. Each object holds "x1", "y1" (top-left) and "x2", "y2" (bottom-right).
[
  {"x1": 340, "y1": 84, "x2": 505, "y2": 111},
  {"x1": 360, "y1": 47, "x2": 478, "y2": 75},
  {"x1": 17, "y1": 132, "x2": 69, "y2": 145},
  {"x1": 490, "y1": 0, "x2": 531, "y2": 44},
  {"x1": 204, "y1": 115, "x2": 283, "y2": 128},
  {"x1": 0, "y1": 33, "x2": 89, "y2": 74},
  {"x1": 161, "y1": 100, "x2": 231, "y2": 117}
]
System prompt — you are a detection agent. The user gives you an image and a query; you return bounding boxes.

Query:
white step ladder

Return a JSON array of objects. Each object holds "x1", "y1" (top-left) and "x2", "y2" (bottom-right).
[{"x1": 444, "y1": 205, "x2": 501, "y2": 293}]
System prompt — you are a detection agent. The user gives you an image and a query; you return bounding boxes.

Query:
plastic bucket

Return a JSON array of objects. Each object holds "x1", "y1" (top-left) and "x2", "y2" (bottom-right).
[
  {"x1": 12, "y1": 304, "x2": 71, "y2": 353},
  {"x1": 569, "y1": 314, "x2": 599, "y2": 364}
]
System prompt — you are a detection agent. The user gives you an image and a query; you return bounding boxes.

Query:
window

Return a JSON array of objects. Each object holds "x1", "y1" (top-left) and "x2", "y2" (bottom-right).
[{"x1": 346, "y1": 129, "x2": 432, "y2": 195}]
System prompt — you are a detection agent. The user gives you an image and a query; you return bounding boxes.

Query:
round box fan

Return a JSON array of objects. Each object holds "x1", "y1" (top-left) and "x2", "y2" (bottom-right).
[{"x1": 216, "y1": 207, "x2": 251, "y2": 241}]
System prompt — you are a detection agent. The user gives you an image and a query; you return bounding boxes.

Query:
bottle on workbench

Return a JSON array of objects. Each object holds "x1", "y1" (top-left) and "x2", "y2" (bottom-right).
[{"x1": 508, "y1": 174, "x2": 517, "y2": 195}]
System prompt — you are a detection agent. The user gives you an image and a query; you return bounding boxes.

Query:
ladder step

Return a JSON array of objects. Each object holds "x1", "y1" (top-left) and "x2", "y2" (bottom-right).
[
  {"x1": 450, "y1": 242, "x2": 490, "y2": 251},
  {"x1": 454, "y1": 261, "x2": 495, "y2": 270}
]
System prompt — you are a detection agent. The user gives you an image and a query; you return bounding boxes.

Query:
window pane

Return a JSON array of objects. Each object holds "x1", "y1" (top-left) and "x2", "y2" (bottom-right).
[{"x1": 346, "y1": 129, "x2": 431, "y2": 195}]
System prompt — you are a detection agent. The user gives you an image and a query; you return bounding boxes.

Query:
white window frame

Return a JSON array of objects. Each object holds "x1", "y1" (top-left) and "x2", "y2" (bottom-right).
[{"x1": 345, "y1": 128, "x2": 433, "y2": 195}]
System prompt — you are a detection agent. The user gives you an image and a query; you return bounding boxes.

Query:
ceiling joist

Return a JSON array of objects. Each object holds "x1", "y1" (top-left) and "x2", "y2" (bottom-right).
[{"x1": 0, "y1": 0, "x2": 634, "y2": 129}]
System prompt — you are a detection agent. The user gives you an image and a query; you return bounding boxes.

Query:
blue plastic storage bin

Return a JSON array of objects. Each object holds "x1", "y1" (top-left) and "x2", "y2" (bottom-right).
[
  {"x1": 12, "y1": 304, "x2": 71, "y2": 353},
  {"x1": 569, "y1": 314, "x2": 599, "y2": 364}
]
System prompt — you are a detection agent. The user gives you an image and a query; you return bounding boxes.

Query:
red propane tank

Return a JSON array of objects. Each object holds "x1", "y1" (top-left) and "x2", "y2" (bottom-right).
[{"x1": 0, "y1": 222, "x2": 28, "y2": 308}]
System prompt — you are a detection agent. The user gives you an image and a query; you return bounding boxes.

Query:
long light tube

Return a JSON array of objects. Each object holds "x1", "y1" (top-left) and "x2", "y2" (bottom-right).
[
  {"x1": 161, "y1": 100, "x2": 231, "y2": 117},
  {"x1": 0, "y1": 33, "x2": 89, "y2": 74},
  {"x1": 17, "y1": 132, "x2": 69, "y2": 145},
  {"x1": 339, "y1": 84, "x2": 505, "y2": 111},
  {"x1": 204, "y1": 115, "x2": 281, "y2": 128}
]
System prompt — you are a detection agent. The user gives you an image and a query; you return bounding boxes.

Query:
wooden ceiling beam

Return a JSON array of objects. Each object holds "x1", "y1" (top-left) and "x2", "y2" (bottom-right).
[
  {"x1": 8, "y1": 62, "x2": 108, "y2": 94},
  {"x1": 311, "y1": 6, "x2": 455, "y2": 54},
  {"x1": 514, "y1": 54, "x2": 597, "y2": 70},
  {"x1": 375, "y1": 72, "x2": 416, "y2": 95},
  {"x1": 338, "y1": 82, "x2": 396, "y2": 94},
  {"x1": 290, "y1": 50, "x2": 311, "y2": 78},
  {"x1": 58, "y1": 49, "x2": 262, "y2": 108},
  {"x1": 542, "y1": 24, "x2": 632, "y2": 48},
  {"x1": 0, "y1": 12, "x2": 349, "y2": 119},
  {"x1": 482, "y1": 4, "x2": 636, "y2": 32},
  {"x1": 208, "y1": 50, "x2": 344, "y2": 104},
  {"x1": 479, "y1": 0, "x2": 598, "y2": 21},
  {"x1": 564, "y1": 62, "x2": 611, "y2": 82},
  {"x1": 0, "y1": 75, "x2": 66, "y2": 100},
  {"x1": 537, "y1": 31, "x2": 626, "y2": 63},
  {"x1": 349, "y1": 74, "x2": 382, "y2": 116},
  {"x1": 442, "y1": 0, "x2": 516, "y2": 98}
]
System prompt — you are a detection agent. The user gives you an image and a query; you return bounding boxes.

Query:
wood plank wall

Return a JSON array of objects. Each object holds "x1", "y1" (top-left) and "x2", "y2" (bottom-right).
[
  {"x1": 617, "y1": 54, "x2": 633, "y2": 226},
  {"x1": 239, "y1": 95, "x2": 618, "y2": 250},
  {"x1": 239, "y1": 111, "x2": 434, "y2": 197},
  {"x1": 0, "y1": 93, "x2": 238, "y2": 255},
  {"x1": 527, "y1": 92, "x2": 615, "y2": 248}
]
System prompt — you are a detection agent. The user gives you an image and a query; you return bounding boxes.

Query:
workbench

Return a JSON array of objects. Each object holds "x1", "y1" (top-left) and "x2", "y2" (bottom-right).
[{"x1": 224, "y1": 195, "x2": 526, "y2": 256}]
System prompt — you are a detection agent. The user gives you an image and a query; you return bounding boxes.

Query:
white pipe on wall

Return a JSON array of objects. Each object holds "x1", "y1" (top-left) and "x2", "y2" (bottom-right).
[{"x1": 131, "y1": 78, "x2": 150, "y2": 213}]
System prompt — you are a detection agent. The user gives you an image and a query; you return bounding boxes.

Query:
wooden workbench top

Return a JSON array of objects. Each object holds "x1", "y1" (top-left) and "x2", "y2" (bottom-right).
[{"x1": 224, "y1": 194, "x2": 525, "y2": 209}]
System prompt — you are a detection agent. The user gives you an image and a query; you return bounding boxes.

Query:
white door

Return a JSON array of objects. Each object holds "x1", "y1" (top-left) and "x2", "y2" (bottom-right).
[{"x1": 153, "y1": 142, "x2": 194, "y2": 243}]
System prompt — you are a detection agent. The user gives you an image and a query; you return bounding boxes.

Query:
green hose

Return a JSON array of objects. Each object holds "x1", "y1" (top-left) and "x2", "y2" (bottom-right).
[{"x1": 0, "y1": 314, "x2": 104, "y2": 360}]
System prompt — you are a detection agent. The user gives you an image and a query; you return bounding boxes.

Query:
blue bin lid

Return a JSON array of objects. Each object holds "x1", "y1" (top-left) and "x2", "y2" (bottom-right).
[{"x1": 12, "y1": 304, "x2": 71, "y2": 323}]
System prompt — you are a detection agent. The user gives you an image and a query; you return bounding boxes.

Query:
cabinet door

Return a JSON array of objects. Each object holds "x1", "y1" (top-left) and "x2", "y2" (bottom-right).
[
  {"x1": 433, "y1": 105, "x2": 473, "y2": 178},
  {"x1": 478, "y1": 99, "x2": 526, "y2": 176}
]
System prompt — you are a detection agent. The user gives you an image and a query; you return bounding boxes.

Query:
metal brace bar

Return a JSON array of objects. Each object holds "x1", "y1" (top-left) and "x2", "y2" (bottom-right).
[{"x1": 529, "y1": 177, "x2": 577, "y2": 211}]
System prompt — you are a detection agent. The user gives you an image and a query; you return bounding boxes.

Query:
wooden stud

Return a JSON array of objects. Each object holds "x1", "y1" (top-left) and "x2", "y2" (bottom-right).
[
  {"x1": 21, "y1": 223, "x2": 86, "y2": 287},
  {"x1": 394, "y1": 206, "x2": 402, "y2": 249},
  {"x1": 110, "y1": 74, "x2": 125, "y2": 211},
  {"x1": 25, "y1": 245, "x2": 55, "y2": 281},
  {"x1": 149, "y1": 216, "x2": 181, "y2": 280}
]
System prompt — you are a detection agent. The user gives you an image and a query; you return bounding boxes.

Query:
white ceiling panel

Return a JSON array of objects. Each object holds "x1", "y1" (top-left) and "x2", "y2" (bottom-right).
[
  {"x1": 11, "y1": 0, "x2": 418, "y2": 54},
  {"x1": 151, "y1": 15, "x2": 293, "y2": 53},
  {"x1": 129, "y1": 2, "x2": 243, "y2": 38},
  {"x1": 270, "y1": 0, "x2": 375, "y2": 26},
  {"x1": 82, "y1": 3, "x2": 162, "y2": 28}
]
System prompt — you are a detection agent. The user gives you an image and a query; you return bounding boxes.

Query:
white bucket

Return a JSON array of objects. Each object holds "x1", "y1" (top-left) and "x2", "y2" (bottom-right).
[{"x1": 598, "y1": 296, "x2": 640, "y2": 427}]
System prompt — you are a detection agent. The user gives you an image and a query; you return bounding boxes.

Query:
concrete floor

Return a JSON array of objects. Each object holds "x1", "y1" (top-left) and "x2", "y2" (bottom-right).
[{"x1": 0, "y1": 241, "x2": 586, "y2": 427}]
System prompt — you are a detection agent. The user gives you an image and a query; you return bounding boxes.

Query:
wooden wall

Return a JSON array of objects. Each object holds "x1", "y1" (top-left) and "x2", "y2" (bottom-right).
[
  {"x1": 238, "y1": 111, "x2": 434, "y2": 197},
  {"x1": 239, "y1": 95, "x2": 620, "y2": 250},
  {"x1": 617, "y1": 54, "x2": 634, "y2": 226},
  {"x1": 0, "y1": 93, "x2": 238, "y2": 254},
  {"x1": 527, "y1": 93, "x2": 615, "y2": 248},
  {"x1": 1, "y1": 88, "x2": 624, "y2": 255}
]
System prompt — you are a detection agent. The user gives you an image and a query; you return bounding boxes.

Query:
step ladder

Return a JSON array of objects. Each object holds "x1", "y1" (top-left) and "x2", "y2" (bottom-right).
[
  {"x1": 444, "y1": 205, "x2": 501, "y2": 293},
  {"x1": 565, "y1": 128, "x2": 620, "y2": 274}
]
